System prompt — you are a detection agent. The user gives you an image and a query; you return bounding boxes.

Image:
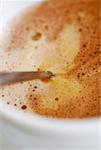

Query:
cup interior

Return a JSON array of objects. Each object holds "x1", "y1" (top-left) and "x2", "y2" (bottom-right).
[{"x1": 0, "y1": 0, "x2": 100, "y2": 135}]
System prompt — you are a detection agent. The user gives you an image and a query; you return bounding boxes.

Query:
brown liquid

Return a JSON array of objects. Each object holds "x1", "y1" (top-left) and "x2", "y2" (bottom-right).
[{"x1": 0, "y1": 0, "x2": 100, "y2": 118}]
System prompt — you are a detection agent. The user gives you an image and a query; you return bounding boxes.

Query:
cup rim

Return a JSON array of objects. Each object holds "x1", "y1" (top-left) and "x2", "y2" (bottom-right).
[{"x1": 0, "y1": 104, "x2": 100, "y2": 135}]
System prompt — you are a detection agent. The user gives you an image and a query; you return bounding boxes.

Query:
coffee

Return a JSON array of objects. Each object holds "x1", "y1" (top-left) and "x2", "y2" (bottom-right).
[{"x1": 0, "y1": 0, "x2": 100, "y2": 118}]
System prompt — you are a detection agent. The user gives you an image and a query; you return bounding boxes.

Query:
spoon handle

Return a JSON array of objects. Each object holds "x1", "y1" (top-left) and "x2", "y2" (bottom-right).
[{"x1": 0, "y1": 71, "x2": 53, "y2": 85}]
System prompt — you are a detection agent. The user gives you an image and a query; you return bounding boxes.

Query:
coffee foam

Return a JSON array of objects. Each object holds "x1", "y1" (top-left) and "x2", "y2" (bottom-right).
[{"x1": 0, "y1": 0, "x2": 100, "y2": 118}]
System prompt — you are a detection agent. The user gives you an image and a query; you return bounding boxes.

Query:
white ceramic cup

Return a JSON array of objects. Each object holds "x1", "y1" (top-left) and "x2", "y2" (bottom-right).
[{"x1": 0, "y1": 1, "x2": 101, "y2": 150}]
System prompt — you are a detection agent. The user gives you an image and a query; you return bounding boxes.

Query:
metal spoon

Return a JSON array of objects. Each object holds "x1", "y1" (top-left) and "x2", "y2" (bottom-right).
[{"x1": 0, "y1": 71, "x2": 54, "y2": 85}]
